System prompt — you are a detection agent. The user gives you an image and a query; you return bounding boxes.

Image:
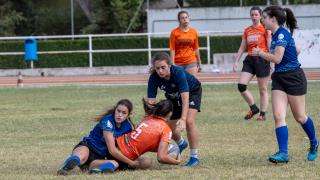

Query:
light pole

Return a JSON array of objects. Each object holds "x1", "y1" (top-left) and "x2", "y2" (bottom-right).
[{"x1": 70, "y1": 0, "x2": 74, "y2": 39}]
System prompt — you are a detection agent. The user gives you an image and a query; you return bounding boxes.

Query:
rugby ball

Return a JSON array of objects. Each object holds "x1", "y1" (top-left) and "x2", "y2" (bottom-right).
[{"x1": 167, "y1": 143, "x2": 180, "y2": 159}]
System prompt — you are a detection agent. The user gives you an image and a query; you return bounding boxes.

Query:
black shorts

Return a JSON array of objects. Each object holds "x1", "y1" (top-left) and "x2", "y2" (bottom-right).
[
  {"x1": 271, "y1": 68, "x2": 307, "y2": 96},
  {"x1": 242, "y1": 55, "x2": 270, "y2": 77},
  {"x1": 73, "y1": 141, "x2": 106, "y2": 171},
  {"x1": 168, "y1": 85, "x2": 202, "y2": 120}
]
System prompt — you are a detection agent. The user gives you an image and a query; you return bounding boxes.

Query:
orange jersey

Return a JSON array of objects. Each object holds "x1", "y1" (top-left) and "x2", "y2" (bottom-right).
[
  {"x1": 116, "y1": 116, "x2": 172, "y2": 160},
  {"x1": 243, "y1": 24, "x2": 271, "y2": 56},
  {"x1": 170, "y1": 27, "x2": 199, "y2": 65}
]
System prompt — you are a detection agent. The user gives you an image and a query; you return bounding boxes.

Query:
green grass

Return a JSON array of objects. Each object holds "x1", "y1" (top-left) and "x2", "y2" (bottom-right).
[{"x1": 0, "y1": 83, "x2": 320, "y2": 179}]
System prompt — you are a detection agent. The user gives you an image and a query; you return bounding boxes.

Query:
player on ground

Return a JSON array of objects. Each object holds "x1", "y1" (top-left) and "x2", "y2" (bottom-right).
[
  {"x1": 252, "y1": 5, "x2": 318, "y2": 163},
  {"x1": 170, "y1": 10, "x2": 202, "y2": 76},
  {"x1": 89, "y1": 99, "x2": 181, "y2": 173},
  {"x1": 57, "y1": 99, "x2": 137, "y2": 175},
  {"x1": 233, "y1": 6, "x2": 272, "y2": 121},
  {"x1": 147, "y1": 52, "x2": 202, "y2": 167}
]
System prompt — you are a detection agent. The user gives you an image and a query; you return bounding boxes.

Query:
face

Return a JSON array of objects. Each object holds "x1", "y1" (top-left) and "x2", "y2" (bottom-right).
[
  {"x1": 250, "y1": 10, "x2": 261, "y2": 24},
  {"x1": 261, "y1": 12, "x2": 272, "y2": 30},
  {"x1": 114, "y1": 104, "x2": 130, "y2": 124},
  {"x1": 154, "y1": 60, "x2": 171, "y2": 79},
  {"x1": 179, "y1": 13, "x2": 189, "y2": 26}
]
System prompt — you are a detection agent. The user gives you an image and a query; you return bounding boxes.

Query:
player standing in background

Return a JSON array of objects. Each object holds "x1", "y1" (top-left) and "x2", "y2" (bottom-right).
[
  {"x1": 147, "y1": 52, "x2": 202, "y2": 167},
  {"x1": 233, "y1": 6, "x2": 272, "y2": 121},
  {"x1": 170, "y1": 10, "x2": 202, "y2": 76},
  {"x1": 57, "y1": 99, "x2": 137, "y2": 175},
  {"x1": 252, "y1": 5, "x2": 318, "y2": 163}
]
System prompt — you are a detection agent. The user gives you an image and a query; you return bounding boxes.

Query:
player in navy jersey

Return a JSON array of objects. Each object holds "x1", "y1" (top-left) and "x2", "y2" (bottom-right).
[
  {"x1": 147, "y1": 52, "x2": 202, "y2": 167},
  {"x1": 57, "y1": 99, "x2": 138, "y2": 175},
  {"x1": 252, "y1": 6, "x2": 318, "y2": 163}
]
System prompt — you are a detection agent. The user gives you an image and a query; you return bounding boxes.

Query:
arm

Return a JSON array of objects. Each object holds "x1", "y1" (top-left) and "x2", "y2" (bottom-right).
[
  {"x1": 157, "y1": 141, "x2": 181, "y2": 165},
  {"x1": 170, "y1": 31, "x2": 176, "y2": 65},
  {"x1": 170, "y1": 50, "x2": 175, "y2": 65},
  {"x1": 195, "y1": 48, "x2": 202, "y2": 71},
  {"x1": 266, "y1": 30, "x2": 274, "y2": 70},
  {"x1": 253, "y1": 46, "x2": 285, "y2": 64},
  {"x1": 176, "y1": 92, "x2": 189, "y2": 132},
  {"x1": 103, "y1": 131, "x2": 138, "y2": 167},
  {"x1": 233, "y1": 38, "x2": 247, "y2": 72}
]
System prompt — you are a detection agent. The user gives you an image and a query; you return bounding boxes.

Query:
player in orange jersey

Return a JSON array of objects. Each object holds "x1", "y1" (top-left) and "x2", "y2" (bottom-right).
[
  {"x1": 89, "y1": 99, "x2": 181, "y2": 174},
  {"x1": 233, "y1": 6, "x2": 272, "y2": 121},
  {"x1": 170, "y1": 10, "x2": 202, "y2": 76}
]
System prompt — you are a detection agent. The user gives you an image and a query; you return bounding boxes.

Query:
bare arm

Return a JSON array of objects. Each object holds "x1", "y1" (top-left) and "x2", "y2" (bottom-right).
[
  {"x1": 195, "y1": 49, "x2": 202, "y2": 70},
  {"x1": 176, "y1": 92, "x2": 189, "y2": 132},
  {"x1": 170, "y1": 50, "x2": 175, "y2": 65},
  {"x1": 157, "y1": 141, "x2": 180, "y2": 165},
  {"x1": 235, "y1": 38, "x2": 247, "y2": 63},
  {"x1": 253, "y1": 46, "x2": 285, "y2": 64},
  {"x1": 103, "y1": 131, "x2": 137, "y2": 167}
]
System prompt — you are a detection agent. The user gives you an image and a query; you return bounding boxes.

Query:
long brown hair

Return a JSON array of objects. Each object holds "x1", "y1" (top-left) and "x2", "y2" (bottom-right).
[
  {"x1": 142, "y1": 98, "x2": 173, "y2": 118},
  {"x1": 95, "y1": 99, "x2": 135, "y2": 128},
  {"x1": 149, "y1": 52, "x2": 173, "y2": 74}
]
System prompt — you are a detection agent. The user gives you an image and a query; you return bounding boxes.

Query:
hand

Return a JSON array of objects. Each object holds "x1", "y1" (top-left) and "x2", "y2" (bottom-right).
[
  {"x1": 176, "y1": 153, "x2": 182, "y2": 164},
  {"x1": 129, "y1": 160, "x2": 140, "y2": 168},
  {"x1": 176, "y1": 119, "x2": 186, "y2": 132},
  {"x1": 252, "y1": 47, "x2": 260, "y2": 56},
  {"x1": 233, "y1": 62, "x2": 239, "y2": 72},
  {"x1": 197, "y1": 63, "x2": 202, "y2": 72}
]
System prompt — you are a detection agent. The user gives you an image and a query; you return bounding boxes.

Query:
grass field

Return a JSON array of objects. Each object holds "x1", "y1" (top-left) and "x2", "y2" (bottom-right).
[{"x1": 0, "y1": 82, "x2": 320, "y2": 179}]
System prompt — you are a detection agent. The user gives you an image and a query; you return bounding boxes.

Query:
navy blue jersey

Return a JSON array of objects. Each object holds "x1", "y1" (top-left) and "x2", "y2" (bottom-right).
[
  {"x1": 82, "y1": 114, "x2": 133, "y2": 157},
  {"x1": 147, "y1": 65, "x2": 201, "y2": 100},
  {"x1": 271, "y1": 26, "x2": 300, "y2": 72}
]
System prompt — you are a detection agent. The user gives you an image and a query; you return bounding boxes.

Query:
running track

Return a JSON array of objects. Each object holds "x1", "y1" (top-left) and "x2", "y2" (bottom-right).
[{"x1": 1, "y1": 70, "x2": 320, "y2": 87}]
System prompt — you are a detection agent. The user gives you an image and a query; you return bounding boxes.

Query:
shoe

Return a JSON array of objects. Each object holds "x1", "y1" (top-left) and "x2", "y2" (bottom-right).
[
  {"x1": 89, "y1": 168, "x2": 114, "y2": 174},
  {"x1": 244, "y1": 108, "x2": 259, "y2": 120},
  {"x1": 307, "y1": 141, "x2": 319, "y2": 161},
  {"x1": 57, "y1": 156, "x2": 79, "y2": 175},
  {"x1": 185, "y1": 157, "x2": 200, "y2": 167},
  {"x1": 268, "y1": 152, "x2": 289, "y2": 164},
  {"x1": 256, "y1": 115, "x2": 266, "y2": 121},
  {"x1": 178, "y1": 140, "x2": 188, "y2": 154}
]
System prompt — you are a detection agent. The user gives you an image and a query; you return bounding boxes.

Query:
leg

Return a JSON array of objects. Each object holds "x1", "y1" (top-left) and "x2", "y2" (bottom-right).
[
  {"x1": 136, "y1": 156, "x2": 153, "y2": 170},
  {"x1": 256, "y1": 76, "x2": 269, "y2": 120},
  {"x1": 185, "y1": 108, "x2": 200, "y2": 167},
  {"x1": 57, "y1": 145, "x2": 90, "y2": 175},
  {"x1": 268, "y1": 90, "x2": 289, "y2": 163},
  {"x1": 238, "y1": 72, "x2": 259, "y2": 119},
  {"x1": 89, "y1": 160, "x2": 119, "y2": 174},
  {"x1": 167, "y1": 119, "x2": 181, "y2": 143},
  {"x1": 288, "y1": 95, "x2": 318, "y2": 161}
]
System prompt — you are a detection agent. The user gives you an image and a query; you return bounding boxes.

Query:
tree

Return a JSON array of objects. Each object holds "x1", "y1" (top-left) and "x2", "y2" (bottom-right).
[{"x1": 0, "y1": 1, "x2": 26, "y2": 36}]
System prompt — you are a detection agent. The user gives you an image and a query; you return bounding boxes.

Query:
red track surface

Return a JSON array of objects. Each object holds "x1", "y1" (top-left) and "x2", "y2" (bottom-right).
[{"x1": 1, "y1": 70, "x2": 320, "y2": 87}]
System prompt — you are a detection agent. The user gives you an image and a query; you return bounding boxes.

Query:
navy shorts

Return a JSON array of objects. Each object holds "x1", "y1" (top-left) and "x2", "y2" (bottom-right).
[
  {"x1": 271, "y1": 68, "x2": 307, "y2": 96},
  {"x1": 167, "y1": 85, "x2": 202, "y2": 120},
  {"x1": 242, "y1": 55, "x2": 270, "y2": 77}
]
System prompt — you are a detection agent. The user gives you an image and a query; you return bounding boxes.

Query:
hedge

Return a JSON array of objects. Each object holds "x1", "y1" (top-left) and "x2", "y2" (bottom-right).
[{"x1": 0, "y1": 35, "x2": 241, "y2": 69}]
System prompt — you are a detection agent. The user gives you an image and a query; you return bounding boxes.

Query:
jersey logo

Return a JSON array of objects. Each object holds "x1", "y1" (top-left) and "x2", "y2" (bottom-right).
[
  {"x1": 160, "y1": 85, "x2": 166, "y2": 90},
  {"x1": 106, "y1": 120, "x2": 113, "y2": 129},
  {"x1": 278, "y1": 33, "x2": 284, "y2": 40},
  {"x1": 171, "y1": 84, "x2": 176, "y2": 88},
  {"x1": 190, "y1": 101, "x2": 195, "y2": 106}
]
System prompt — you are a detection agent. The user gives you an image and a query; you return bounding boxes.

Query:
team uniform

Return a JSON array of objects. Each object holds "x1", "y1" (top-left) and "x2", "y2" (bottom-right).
[
  {"x1": 147, "y1": 65, "x2": 202, "y2": 120},
  {"x1": 116, "y1": 116, "x2": 172, "y2": 160},
  {"x1": 242, "y1": 24, "x2": 271, "y2": 77},
  {"x1": 170, "y1": 27, "x2": 199, "y2": 68},
  {"x1": 74, "y1": 114, "x2": 133, "y2": 171},
  {"x1": 270, "y1": 26, "x2": 306, "y2": 95}
]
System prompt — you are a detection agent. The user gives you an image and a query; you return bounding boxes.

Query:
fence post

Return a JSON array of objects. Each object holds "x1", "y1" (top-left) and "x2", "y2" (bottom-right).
[
  {"x1": 88, "y1": 34, "x2": 93, "y2": 68},
  {"x1": 147, "y1": 33, "x2": 152, "y2": 66},
  {"x1": 207, "y1": 32, "x2": 211, "y2": 64}
]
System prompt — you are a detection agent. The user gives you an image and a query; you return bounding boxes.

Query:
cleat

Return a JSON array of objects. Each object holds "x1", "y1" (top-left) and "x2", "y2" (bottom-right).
[
  {"x1": 268, "y1": 152, "x2": 289, "y2": 164},
  {"x1": 185, "y1": 157, "x2": 200, "y2": 167},
  {"x1": 178, "y1": 140, "x2": 188, "y2": 154},
  {"x1": 256, "y1": 115, "x2": 266, "y2": 121},
  {"x1": 57, "y1": 156, "x2": 79, "y2": 175},
  {"x1": 307, "y1": 141, "x2": 319, "y2": 161},
  {"x1": 244, "y1": 108, "x2": 259, "y2": 120},
  {"x1": 89, "y1": 168, "x2": 114, "y2": 174}
]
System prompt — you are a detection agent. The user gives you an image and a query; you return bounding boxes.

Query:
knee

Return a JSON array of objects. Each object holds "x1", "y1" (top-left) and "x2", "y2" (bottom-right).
[
  {"x1": 138, "y1": 158, "x2": 153, "y2": 170},
  {"x1": 295, "y1": 115, "x2": 307, "y2": 124},
  {"x1": 238, "y1": 83, "x2": 247, "y2": 93},
  {"x1": 259, "y1": 86, "x2": 268, "y2": 96}
]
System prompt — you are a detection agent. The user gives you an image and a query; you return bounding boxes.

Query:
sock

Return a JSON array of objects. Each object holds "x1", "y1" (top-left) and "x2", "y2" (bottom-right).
[
  {"x1": 190, "y1": 148, "x2": 198, "y2": 159},
  {"x1": 178, "y1": 137, "x2": 185, "y2": 146},
  {"x1": 250, "y1": 104, "x2": 258, "y2": 111},
  {"x1": 275, "y1": 126, "x2": 288, "y2": 154},
  {"x1": 97, "y1": 162, "x2": 115, "y2": 173},
  {"x1": 302, "y1": 117, "x2": 318, "y2": 146},
  {"x1": 64, "y1": 155, "x2": 80, "y2": 169},
  {"x1": 260, "y1": 112, "x2": 266, "y2": 116}
]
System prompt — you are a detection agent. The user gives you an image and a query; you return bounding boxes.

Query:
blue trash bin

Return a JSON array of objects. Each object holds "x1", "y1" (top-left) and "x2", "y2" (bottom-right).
[{"x1": 24, "y1": 37, "x2": 38, "y2": 61}]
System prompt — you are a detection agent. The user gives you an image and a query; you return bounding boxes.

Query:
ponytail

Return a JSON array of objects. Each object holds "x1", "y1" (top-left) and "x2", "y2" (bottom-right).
[
  {"x1": 142, "y1": 98, "x2": 173, "y2": 118},
  {"x1": 283, "y1": 8, "x2": 297, "y2": 34}
]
